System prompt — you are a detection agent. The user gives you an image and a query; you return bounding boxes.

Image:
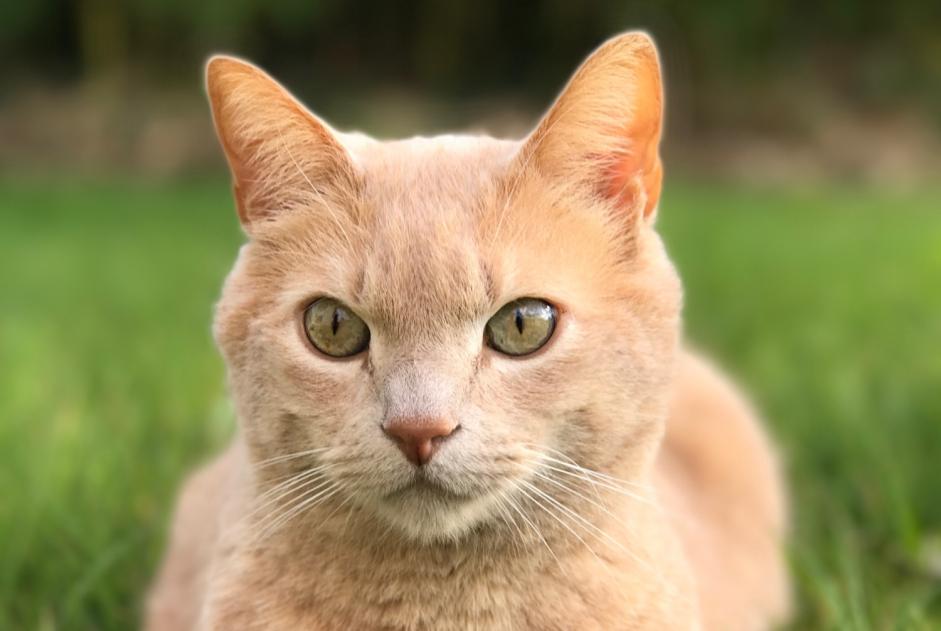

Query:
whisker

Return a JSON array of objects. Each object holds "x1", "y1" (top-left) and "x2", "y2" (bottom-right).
[
  {"x1": 252, "y1": 482, "x2": 343, "y2": 544},
  {"x1": 492, "y1": 504, "x2": 516, "y2": 546},
  {"x1": 255, "y1": 485, "x2": 343, "y2": 545},
  {"x1": 253, "y1": 447, "x2": 332, "y2": 470},
  {"x1": 520, "y1": 479, "x2": 661, "y2": 579},
  {"x1": 494, "y1": 497, "x2": 527, "y2": 555},
  {"x1": 522, "y1": 449, "x2": 683, "y2": 528},
  {"x1": 536, "y1": 458, "x2": 607, "y2": 504},
  {"x1": 519, "y1": 445, "x2": 653, "y2": 491},
  {"x1": 313, "y1": 484, "x2": 355, "y2": 527},
  {"x1": 518, "y1": 484, "x2": 604, "y2": 566},
  {"x1": 243, "y1": 467, "x2": 332, "y2": 524},
  {"x1": 534, "y1": 463, "x2": 656, "y2": 508},
  {"x1": 530, "y1": 469, "x2": 625, "y2": 520},
  {"x1": 250, "y1": 476, "x2": 336, "y2": 536},
  {"x1": 498, "y1": 488, "x2": 564, "y2": 574}
]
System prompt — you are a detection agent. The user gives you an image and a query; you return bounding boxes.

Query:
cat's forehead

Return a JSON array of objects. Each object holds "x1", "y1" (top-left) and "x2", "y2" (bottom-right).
[
  {"x1": 345, "y1": 134, "x2": 519, "y2": 208},
  {"x1": 336, "y1": 135, "x2": 519, "y2": 338}
]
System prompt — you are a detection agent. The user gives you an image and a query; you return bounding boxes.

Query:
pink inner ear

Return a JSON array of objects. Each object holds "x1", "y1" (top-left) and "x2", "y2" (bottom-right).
[
  {"x1": 603, "y1": 143, "x2": 663, "y2": 220},
  {"x1": 601, "y1": 104, "x2": 663, "y2": 220},
  {"x1": 598, "y1": 53, "x2": 664, "y2": 220}
]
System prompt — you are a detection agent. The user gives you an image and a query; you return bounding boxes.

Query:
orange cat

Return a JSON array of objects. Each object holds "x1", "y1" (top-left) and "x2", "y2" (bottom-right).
[{"x1": 147, "y1": 32, "x2": 789, "y2": 630}]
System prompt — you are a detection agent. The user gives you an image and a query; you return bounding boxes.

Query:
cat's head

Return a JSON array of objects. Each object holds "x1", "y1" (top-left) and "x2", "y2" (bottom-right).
[{"x1": 208, "y1": 32, "x2": 681, "y2": 543}]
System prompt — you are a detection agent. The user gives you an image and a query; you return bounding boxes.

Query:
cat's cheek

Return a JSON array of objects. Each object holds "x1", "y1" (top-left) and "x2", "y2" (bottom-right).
[{"x1": 229, "y1": 315, "x2": 375, "y2": 426}]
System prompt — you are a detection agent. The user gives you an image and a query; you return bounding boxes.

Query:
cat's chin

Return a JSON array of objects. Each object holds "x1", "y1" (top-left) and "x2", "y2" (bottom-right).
[{"x1": 371, "y1": 480, "x2": 500, "y2": 543}]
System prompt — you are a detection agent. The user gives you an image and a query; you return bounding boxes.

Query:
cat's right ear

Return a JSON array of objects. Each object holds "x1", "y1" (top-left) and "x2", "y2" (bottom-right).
[{"x1": 205, "y1": 56, "x2": 357, "y2": 232}]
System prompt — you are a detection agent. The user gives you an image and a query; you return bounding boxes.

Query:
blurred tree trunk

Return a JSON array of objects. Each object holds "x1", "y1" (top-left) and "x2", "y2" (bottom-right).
[{"x1": 73, "y1": 0, "x2": 130, "y2": 89}]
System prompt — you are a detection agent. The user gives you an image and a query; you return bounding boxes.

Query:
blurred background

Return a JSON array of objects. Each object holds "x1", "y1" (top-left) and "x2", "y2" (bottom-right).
[{"x1": 1, "y1": 1, "x2": 939, "y2": 629}]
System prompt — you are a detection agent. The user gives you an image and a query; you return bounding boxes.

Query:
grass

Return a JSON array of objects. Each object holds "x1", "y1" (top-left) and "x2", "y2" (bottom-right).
[{"x1": 1, "y1": 176, "x2": 939, "y2": 629}]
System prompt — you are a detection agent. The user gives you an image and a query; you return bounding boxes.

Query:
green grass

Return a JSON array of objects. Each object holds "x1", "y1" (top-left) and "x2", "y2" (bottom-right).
[{"x1": 1, "y1": 176, "x2": 939, "y2": 629}]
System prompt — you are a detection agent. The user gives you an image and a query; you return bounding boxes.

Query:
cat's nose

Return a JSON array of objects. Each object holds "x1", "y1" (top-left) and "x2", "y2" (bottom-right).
[{"x1": 382, "y1": 417, "x2": 459, "y2": 466}]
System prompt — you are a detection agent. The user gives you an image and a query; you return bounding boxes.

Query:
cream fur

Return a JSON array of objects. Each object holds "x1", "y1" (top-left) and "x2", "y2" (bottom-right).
[{"x1": 147, "y1": 32, "x2": 790, "y2": 630}]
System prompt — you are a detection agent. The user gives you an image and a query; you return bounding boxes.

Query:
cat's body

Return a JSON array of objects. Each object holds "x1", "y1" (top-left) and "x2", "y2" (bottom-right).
[{"x1": 147, "y1": 33, "x2": 789, "y2": 630}]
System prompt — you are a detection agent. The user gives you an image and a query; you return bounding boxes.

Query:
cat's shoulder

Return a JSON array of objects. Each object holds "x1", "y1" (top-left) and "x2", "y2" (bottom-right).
[
  {"x1": 659, "y1": 349, "x2": 792, "y2": 628},
  {"x1": 663, "y1": 348, "x2": 787, "y2": 528}
]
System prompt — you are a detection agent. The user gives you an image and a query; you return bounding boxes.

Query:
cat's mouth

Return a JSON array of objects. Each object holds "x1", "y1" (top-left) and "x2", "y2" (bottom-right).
[
  {"x1": 384, "y1": 471, "x2": 478, "y2": 503},
  {"x1": 369, "y1": 468, "x2": 505, "y2": 541}
]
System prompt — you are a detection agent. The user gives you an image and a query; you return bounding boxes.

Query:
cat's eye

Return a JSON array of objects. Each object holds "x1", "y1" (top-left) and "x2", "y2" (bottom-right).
[
  {"x1": 485, "y1": 298, "x2": 557, "y2": 356},
  {"x1": 303, "y1": 298, "x2": 370, "y2": 358}
]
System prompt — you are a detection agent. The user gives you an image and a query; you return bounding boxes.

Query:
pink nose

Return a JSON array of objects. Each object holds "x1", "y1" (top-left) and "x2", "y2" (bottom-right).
[{"x1": 382, "y1": 416, "x2": 459, "y2": 466}]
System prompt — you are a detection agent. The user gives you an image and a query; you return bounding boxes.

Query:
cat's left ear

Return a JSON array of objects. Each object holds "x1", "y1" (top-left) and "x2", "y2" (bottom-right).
[{"x1": 520, "y1": 31, "x2": 664, "y2": 221}]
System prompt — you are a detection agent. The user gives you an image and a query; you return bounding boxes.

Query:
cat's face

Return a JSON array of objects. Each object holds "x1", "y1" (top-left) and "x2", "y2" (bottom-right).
[{"x1": 209, "y1": 33, "x2": 681, "y2": 542}]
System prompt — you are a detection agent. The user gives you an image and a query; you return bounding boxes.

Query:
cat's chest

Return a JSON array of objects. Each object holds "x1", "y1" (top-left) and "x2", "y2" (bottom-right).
[
  {"x1": 212, "y1": 548, "x2": 528, "y2": 629},
  {"x1": 204, "y1": 542, "x2": 685, "y2": 631}
]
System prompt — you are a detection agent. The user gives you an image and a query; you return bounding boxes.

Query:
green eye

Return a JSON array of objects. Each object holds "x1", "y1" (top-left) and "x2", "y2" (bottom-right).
[
  {"x1": 485, "y1": 298, "x2": 557, "y2": 356},
  {"x1": 303, "y1": 298, "x2": 370, "y2": 358}
]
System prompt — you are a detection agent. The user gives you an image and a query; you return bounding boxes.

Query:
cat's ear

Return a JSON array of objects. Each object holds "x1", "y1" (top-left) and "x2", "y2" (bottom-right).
[
  {"x1": 205, "y1": 56, "x2": 357, "y2": 231},
  {"x1": 520, "y1": 32, "x2": 664, "y2": 221}
]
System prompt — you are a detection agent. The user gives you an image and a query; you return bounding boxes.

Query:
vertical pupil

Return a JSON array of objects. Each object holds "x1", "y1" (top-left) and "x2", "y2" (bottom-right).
[
  {"x1": 331, "y1": 308, "x2": 340, "y2": 335},
  {"x1": 514, "y1": 309, "x2": 524, "y2": 334}
]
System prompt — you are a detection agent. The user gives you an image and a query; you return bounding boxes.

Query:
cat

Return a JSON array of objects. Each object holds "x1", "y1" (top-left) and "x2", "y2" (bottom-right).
[{"x1": 146, "y1": 32, "x2": 790, "y2": 630}]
